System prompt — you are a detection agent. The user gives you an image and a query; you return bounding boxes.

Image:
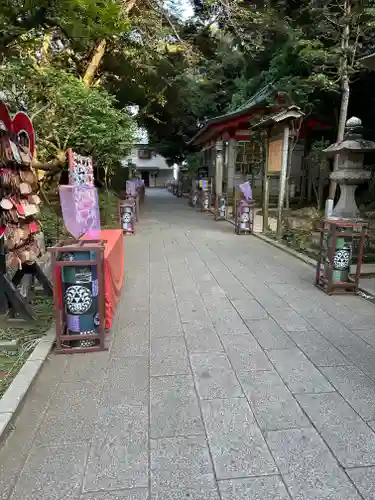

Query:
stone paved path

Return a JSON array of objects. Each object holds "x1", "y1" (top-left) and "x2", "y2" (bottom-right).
[{"x1": 2, "y1": 189, "x2": 375, "y2": 500}]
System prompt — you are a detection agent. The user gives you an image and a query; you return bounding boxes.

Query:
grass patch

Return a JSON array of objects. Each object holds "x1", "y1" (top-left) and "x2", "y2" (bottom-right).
[{"x1": 0, "y1": 293, "x2": 54, "y2": 397}]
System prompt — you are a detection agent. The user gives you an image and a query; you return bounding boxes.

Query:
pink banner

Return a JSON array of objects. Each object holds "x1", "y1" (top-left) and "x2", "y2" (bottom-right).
[{"x1": 59, "y1": 185, "x2": 101, "y2": 238}]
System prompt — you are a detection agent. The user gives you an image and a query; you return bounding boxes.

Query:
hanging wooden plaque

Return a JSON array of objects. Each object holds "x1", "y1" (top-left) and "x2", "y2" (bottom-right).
[{"x1": 267, "y1": 138, "x2": 282, "y2": 174}]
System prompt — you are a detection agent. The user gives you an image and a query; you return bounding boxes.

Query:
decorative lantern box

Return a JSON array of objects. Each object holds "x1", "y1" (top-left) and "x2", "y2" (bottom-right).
[
  {"x1": 235, "y1": 200, "x2": 254, "y2": 234},
  {"x1": 118, "y1": 200, "x2": 136, "y2": 235},
  {"x1": 50, "y1": 239, "x2": 107, "y2": 354},
  {"x1": 190, "y1": 190, "x2": 198, "y2": 208},
  {"x1": 215, "y1": 194, "x2": 227, "y2": 220},
  {"x1": 125, "y1": 194, "x2": 138, "y2": 222},
  {"x1": 200, "y1": 190, "x2": 211, "y2": 212},
  {"x1": 315, "y1": 219, "x2": 367, "y2": 295}
]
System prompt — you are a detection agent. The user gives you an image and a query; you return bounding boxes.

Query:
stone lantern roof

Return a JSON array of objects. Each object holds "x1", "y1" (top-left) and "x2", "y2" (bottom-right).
[{"x1": 323, "y1": 117, "x2": 375, "y2": 156}]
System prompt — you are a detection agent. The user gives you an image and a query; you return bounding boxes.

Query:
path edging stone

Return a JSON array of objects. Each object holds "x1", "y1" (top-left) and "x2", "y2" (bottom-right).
[
  {"x1": 224, "y1": 215, "x2": 316, "y2": 268},
  {"x1": 0, "y1": 326, "x2": 55, "y2": 442}
]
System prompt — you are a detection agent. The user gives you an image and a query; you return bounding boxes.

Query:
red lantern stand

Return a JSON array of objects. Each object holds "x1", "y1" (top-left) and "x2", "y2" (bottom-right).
[
  {"x1": 315, "y1": 219, "x2": 366, "y2": 295},
  {"x1": 50, "y1": 239, "x2": 107, "y2": 354}
]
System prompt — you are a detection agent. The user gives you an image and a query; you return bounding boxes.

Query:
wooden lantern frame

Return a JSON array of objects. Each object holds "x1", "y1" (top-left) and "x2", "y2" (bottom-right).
[
  {"x1": 49, "y1": 239, "x2": 107, "y2": 354},
  {"x1": 215, "y1": 193, "x2": 228, "y2": 221},
  {"x1": 315, "y1": 219, "x2": 366, "y2": 295},
  {"x1": 235, "y1": 200, "x2": 255, "y2": 235},
  {"x1": 118, "y1": 200, "x2": 136, "y2": 235}
]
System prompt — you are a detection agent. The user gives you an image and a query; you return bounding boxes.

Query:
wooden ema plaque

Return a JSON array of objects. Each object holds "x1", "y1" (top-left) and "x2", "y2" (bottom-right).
[{"x1": 267, "y1": 138, "x2": 282, "y2": 174}]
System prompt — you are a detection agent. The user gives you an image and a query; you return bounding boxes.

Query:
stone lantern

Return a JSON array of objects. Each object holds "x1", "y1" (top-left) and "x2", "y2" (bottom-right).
[{"x1": 323, "y1": 117, "x2": 375, "y2": 219}]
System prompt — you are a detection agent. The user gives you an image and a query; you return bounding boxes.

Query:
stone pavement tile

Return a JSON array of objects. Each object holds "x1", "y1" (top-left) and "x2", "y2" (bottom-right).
[
  {"x1": 306, "y1": 317, "x2": 361, "y2": 348},
  {"x1": 268, "y1": 348, "x2": 334, "y2": 394},
  {"x1": 330, "y1": 310, "x2": 375, "y2": 331},
  {"x1": 221, "y1": 334, "x2": 273, "y2": 372},
  {"x1": 230, "y1": 298, "x2": 269, "y2": 321},
  {"x1": 218, "y1": 476, "x2": 292, "y2": 500},
  {"x1": 320, "y1": 365, "x2": 375, "y2": 421},
  {"x1": 246, "y1": 319, "x2": 295, "y2": 350},
  {"x1": 210, "y1": 309, "x2": 250, "y2": 336},
  {"x1": 9, "y1": 442, "x2": 88, "y2": 500},
  {"x1": 369, "y1": 420, "x2": 375, "y2": 431},
  {"x1": 63, "y1": 351, "x2": 110, "y2": 383},
  {"x1": 178, "y1": 301, "x2": 213, "y2": 329},
  {"x1": 201, "y1": 398, "x2": 277, "y2": 479},
  {"x1": 151, "y1": 485, "x2": 220, "y2": 500},
  {"x1": 0, "y1": 356, "x2": 68, "y2": 500},
  {"x1": 114, "y1": 305, "x2": 150, "y2": 331},
  {"x1": 151, "y1": 337, "x2": 189, "y2": 376},
  {"x1": 224, "y1": 288, "x2": 252, "y2": 301},
  {"x1": 268, "y1": 284, "x2": 302, "y2": 300},
  {"x1": 297, "y1": 393, "x2": 375, "y2": 467},
  {"x1": 101, "y1": 356, "x2": 148, "y2": 406},
  {"x1": 83, "y1": 404, "x2": 148, "y2": 492},
  {"x1": 190, "y1": 353, "x2": 244, "y2": 399},
  {"x1": 284, "y1": 299, "x2": 330, "y2": 319},
  {"x1": 81, "y1": 489, "x2": 149, "y2": 500},
  {"x1": 200, "y1": 285, "x2": 227, "y2": 298},
  {"x1": 239, "y1": 371, "x2": 310, "y2": 431},
  {"x1": 270, "y1": 310, "x2": 311, "y2": 332},
  {"x1": 287, "y1": 330, "x2": 349, "y2": 367},
  {"x1": 151, "y1": 374, "x2": 204, "y2": 438},
  {"x1": 184, "y1": 327, "x2": 223, "y2": 353},
  {"x1": 347, "y1": 467, "x2": 375, "y2": 500},
  {"x1": 111, "y1": 330, "x2": 149, "y2": 357},
  {"x1": 34, "y1": 380, "x2": 101, "y2": 446},
  {"x1": 351, "y1": 328, "x2": 375, "y2": 348},
  {"x1": 202, "y1": 296, "x2": 235, "y2": 315},
  {"x1": 150, "y1": 436, "x2": 215, "y2": 489},
  {"x1": 250, "y1": 290, "x2": 289, "y2": 310},
  {"x1": 266, "y1": 427, "x2": 361, "y2": 500},
  {"x1": 339, "y1": 338, "x2": 375, "y2": 380},
  {"x1": 150, "y1": 310, "x2": 183, "y2": 338}
]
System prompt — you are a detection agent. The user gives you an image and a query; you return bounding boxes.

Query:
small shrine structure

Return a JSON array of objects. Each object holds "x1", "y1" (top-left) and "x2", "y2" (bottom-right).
[{"x1": 188, "y1": 84, "x2": 330, "y2": 230}]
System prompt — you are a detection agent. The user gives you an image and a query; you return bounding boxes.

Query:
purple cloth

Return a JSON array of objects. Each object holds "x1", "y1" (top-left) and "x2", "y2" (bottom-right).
[
  {"x1": 59, "y1": 185, "x2": 101, "y2": 238},
  {"x1": 126, "y1": 180, "x2": 137, "y2": 196},
  {"x1": 239, "y1": 181, "x2": 252, "y2": 201}
]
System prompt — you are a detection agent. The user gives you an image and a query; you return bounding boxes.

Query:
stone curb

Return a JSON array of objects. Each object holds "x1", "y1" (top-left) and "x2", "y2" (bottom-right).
[
  {"x1": 0, "y1": 326, "x2": 55, "y2": 442},
  {"x1": 224, "y1": 216, "x2": 375, "y2": 304},
  {"x1": 252, "y1": 232, "x2": 317, "y2": 268}
]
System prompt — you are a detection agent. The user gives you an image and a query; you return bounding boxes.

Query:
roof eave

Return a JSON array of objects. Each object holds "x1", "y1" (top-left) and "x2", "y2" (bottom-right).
[
  {"x1": 251, "y1": 107, "x2": 304, "y2": 130},
  {"x1": 188, "y1": 84, "x2": 281, "y2": 146}
]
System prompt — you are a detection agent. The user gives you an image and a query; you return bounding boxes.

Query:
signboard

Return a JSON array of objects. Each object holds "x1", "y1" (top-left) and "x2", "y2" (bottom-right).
[
  {"x1": 197, "y1": 166, "x2": 208, "y2": 179},
  {"x1": 267, "y1": 138, "x2": 282, "y2": 174}
]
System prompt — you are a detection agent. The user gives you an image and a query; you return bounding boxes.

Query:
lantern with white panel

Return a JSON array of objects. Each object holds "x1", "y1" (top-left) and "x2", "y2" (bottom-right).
[
  {"x1": 235, "y1": 200, "x2": 254, "y2": 235},
  {"x1": 118, "y1": 200, "x2": 135, "y2": 235}
]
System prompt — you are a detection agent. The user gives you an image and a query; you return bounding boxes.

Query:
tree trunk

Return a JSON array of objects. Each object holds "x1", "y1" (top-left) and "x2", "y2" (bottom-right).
[
  {"x1": 82, "y1": 0, "x2": 138, "y2": 88},
  {"x1": 83, "y1": 39, "x2": 107, "y2": 88},
  {"x1": 328, "y1": 0, "x2": 351, "y2": 200}
]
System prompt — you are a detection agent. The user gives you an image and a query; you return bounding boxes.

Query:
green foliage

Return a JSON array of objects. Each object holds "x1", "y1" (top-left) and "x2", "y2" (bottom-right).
[{"x1": 0, "y1": 59, "x2": 136, "y2": 179}]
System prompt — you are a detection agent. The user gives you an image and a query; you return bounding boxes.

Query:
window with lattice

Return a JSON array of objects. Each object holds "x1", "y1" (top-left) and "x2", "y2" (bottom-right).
[{"x1": 235, "y1": 141, "x2": 263, "y2": 175}]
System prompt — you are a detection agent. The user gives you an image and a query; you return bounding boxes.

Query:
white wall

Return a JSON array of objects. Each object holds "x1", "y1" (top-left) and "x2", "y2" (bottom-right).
[{"x1": 122, "y1": 147, "x2": 171, "y2": 170}]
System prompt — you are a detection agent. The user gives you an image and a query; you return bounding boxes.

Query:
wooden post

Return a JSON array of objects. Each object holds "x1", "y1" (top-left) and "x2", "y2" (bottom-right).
[
  {"x1": 215, "y1": 141, "x2": 224, "y2": 219},
  {"x1": 276, "y1": 123, "x2": 290, "y2": 240},
  {"x1": 227, "y1": 138, "x2": 236, "y2": 194},
  {"x1": 262, "y1": 130, "x2": 269, "y2": 232}
]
